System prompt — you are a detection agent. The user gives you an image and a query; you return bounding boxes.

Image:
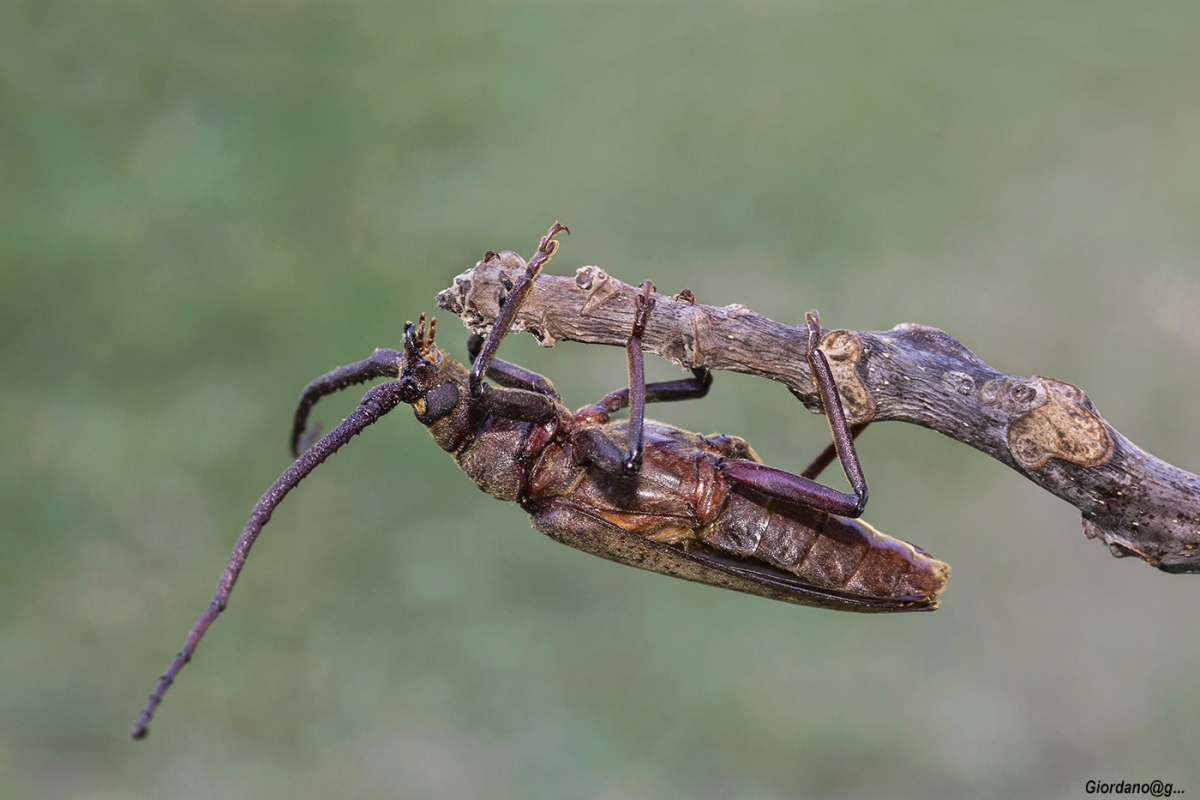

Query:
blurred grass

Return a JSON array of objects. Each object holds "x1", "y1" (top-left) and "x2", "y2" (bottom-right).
[{"x1": 2, "y1": 0, "x2": 1200, "y2": 797}]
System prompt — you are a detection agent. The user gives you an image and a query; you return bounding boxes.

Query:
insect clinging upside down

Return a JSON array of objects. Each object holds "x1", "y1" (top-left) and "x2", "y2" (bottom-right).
[{"x1": 132, "y1": 222, "x2": 949, "y2": 739}]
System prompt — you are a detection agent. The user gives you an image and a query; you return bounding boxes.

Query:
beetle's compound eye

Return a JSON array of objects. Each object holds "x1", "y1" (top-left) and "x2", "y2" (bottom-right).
[{"x1": 413, "y1": 381, "x2": 460, "y2": 424}]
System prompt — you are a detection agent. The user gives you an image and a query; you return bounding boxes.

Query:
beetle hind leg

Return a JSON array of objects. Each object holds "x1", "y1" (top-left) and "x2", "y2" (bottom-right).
[
  {"x1": 800, "y1": 309, "x2": 869, "y2": 514},
  {"x1": 801, "y1": 422, "x2": 870, "y2": 480},
  {"x1": 621, "y1": 281, "x2": 657, "y2": 474},
  {"x1": 701, "y1": 311, "x2": 872, "y2": 518}
]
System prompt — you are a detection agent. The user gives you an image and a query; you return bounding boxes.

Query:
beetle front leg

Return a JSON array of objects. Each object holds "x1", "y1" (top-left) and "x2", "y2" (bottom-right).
[
  {"x1": 463, "y1": 334, "x2": 560, "y2": 424},
  {"x1": 469, "y1": 222, "x2": 569, "y2": 399},
  {"x1": 478, "y1": 384, "x2": 559, "y2": 424}
]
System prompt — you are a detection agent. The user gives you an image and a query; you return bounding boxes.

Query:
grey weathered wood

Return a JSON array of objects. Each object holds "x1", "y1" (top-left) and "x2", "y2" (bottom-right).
[{"x1": 438, "y1": 257, "x2": 1200, "y2": 574}]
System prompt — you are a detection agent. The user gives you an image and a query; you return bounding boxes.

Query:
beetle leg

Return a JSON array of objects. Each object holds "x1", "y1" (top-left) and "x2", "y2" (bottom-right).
[
  {"x1": 621, "y1": 281, "x2": 657, "y2": 475},
  {"x1": 289, "y1": 348, "x2": 404, "y2": 456},
  {"x1": 580, "y1": 368, "x2": 713, "y2": 423},
  {"x1": 469, "y1": 222, "x2": 569, "y2": 399},
  {"x1": 465, "y1": 334, "x2": 560, "y2": 423},
  {"x1": 567, "y1": 283, "x2": 713, "y2": 476},
  {"x1": 804, "y1": 310, "x2": 869, "y2": 513},
  {"x1": 572, "y1": 280, "x2": 710, "y2": 445},
  {"x1": 133, "y1": 380, "x2": 408, "y2": 740},
  {"x1": 721, "y1": 459, "x2": 865, "y2": 518},
  {"x1": 571, "y1": 425, "x2": 629, "y2": 473},
  {"x1": 466, "y1": 333, "x2": 560, "y2": 400},
  {"x1": 569, "y1": 368, "x2": 712, "y2": 471},
  {"x1": 718, "y1": 311, "x2": 871, "y2": 517},
  {"x1": 605, "y1": 281, "x2": 720, "y2": 473},
  {"x1": 479, "y1": 385, "x2": 559, "y2": 424},
  {"x1": 801, "y1": 422, "x2": 870, "y2": 480}
]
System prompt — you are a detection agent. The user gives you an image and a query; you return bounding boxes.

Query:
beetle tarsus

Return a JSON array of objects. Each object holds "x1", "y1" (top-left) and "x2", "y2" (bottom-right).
[
  {"x1": 631, "y1": 280, "x2": 656, "y2": 337},
  {"x1": 805, "y1": 309, "x2": 822, "y2": 352}
]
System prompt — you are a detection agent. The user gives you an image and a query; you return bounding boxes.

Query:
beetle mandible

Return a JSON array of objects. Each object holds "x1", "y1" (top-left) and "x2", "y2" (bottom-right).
[{"x1": 132, "y1": 222, "x2": 949, "y2": 739}]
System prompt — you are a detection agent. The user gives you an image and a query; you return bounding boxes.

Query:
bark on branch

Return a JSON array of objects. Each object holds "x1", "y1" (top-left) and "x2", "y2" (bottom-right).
[{"x1": 437, "y1": 258, "x2": 1200, "y2": 573}]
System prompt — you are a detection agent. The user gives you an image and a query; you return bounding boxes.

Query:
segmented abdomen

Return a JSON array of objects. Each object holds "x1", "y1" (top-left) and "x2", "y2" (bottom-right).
[{"x1": 699, "y1": 489, "x2": 948, "y2": 600}]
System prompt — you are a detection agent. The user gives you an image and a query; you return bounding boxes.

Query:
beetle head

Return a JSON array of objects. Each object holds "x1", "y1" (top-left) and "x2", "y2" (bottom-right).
[{"x1": 398, "y1": 314, "x2": 470, "y2": 431}]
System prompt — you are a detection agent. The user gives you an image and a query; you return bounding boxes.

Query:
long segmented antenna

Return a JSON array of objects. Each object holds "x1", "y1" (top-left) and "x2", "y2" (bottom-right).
[
  {"x1": 132, "y1": 380, "x2": 408, "y2": 739},
  {"x1": 289, "y1": 349, "x2": 404, "y2": 457}
]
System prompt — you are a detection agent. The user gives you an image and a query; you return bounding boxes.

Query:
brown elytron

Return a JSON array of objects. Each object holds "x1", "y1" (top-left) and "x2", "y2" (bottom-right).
[{"x1": 132, "y1": 223, "x2": 948, "y2": 740}]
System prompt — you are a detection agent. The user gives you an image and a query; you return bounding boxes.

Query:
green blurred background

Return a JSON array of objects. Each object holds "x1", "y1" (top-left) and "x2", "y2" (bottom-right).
[{"x1": 3, "y1": 1, "x2": 1199, "y2": 797}]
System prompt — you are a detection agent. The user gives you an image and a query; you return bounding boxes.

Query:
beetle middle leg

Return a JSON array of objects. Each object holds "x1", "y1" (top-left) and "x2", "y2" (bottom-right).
[
  {"x1": 570, "y1": 281, "x2": 713, "y2": 474},
  {"x1": 569, "y1": 367, "x2": 714, "y2": 475},
  {"x1": 594, "y1": 294, "x2": 872, "y2": 518}
]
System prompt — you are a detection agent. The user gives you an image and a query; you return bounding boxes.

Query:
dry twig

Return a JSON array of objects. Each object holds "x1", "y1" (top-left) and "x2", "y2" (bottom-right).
[{"x1": 438, "y1": 257, "x2": 1200, "y2": 573}]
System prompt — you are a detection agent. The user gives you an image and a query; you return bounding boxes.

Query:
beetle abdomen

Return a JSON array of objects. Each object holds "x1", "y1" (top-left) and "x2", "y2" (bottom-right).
[{"x1": 699, "y1": 489, "x2": 948, "y2": 601}]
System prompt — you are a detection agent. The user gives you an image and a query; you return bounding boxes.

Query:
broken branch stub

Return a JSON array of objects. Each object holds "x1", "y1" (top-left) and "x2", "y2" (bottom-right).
[{"x1": 437, "y1": 260, "x2": 1200, "y2": 573}]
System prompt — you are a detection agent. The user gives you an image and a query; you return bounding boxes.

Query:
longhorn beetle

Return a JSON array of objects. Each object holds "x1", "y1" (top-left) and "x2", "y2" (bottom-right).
[{"x1": 132, "y1": 223, "x2": 949, "y2": 739}]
